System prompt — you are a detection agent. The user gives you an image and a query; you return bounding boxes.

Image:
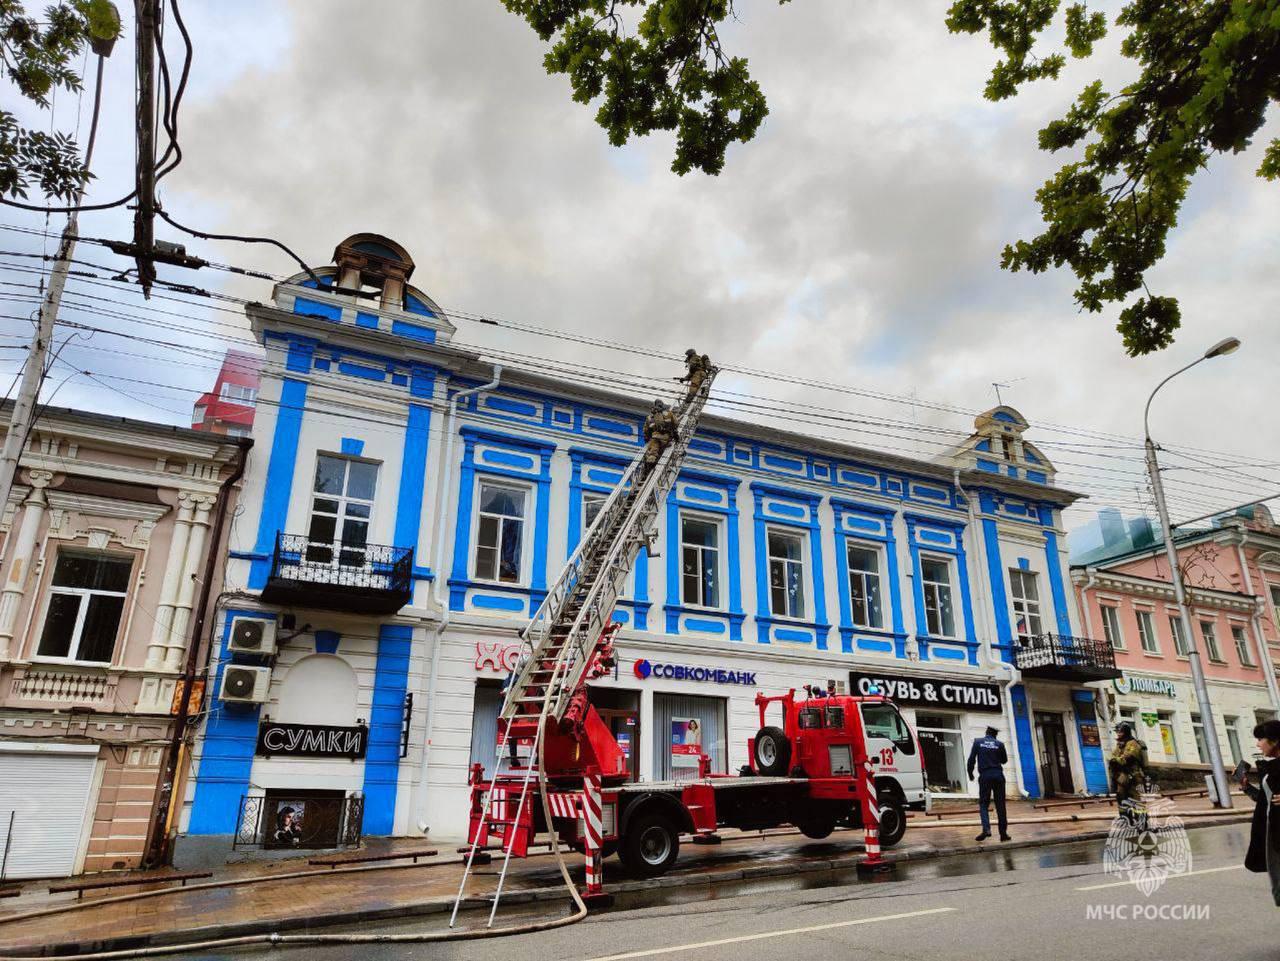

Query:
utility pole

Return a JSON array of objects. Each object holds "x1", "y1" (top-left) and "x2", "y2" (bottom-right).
[
  {"x1": 1143, "y1": 336, "x2": 1241, "y2": 809},
  {"x1": 0, "y1": 219, "x2": 78, "y2": 513},
  {"x1": 134, "y1": 0, "x2": 158, "y2": 296},
  {"x1": 0, "y1": 19, "x2": 118, "y2": 513}
]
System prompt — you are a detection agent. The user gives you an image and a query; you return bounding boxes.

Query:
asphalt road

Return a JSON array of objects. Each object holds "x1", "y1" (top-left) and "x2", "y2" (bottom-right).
[{"x1": 186, "y1": 823, "x2": 1272, "y2": 961}]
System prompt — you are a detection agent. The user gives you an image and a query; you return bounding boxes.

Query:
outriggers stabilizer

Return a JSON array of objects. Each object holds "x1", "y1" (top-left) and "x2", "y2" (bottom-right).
[{"x1": 451, "y1": 356, "x2": 718, "y2": 926}]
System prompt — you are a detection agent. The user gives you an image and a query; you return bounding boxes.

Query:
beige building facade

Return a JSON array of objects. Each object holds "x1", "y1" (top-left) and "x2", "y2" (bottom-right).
[{"x1": 0, "y1": 401, "x2": 246, "y2": 878}]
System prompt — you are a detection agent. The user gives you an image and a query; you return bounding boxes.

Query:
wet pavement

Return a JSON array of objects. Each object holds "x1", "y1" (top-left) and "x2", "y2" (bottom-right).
[
  {"x1": 188, "y1": 823, "x2": 1265, "y2": 961},
  {"x1": 0, "y1": 795, "x2": 1251, "y2": 957}
]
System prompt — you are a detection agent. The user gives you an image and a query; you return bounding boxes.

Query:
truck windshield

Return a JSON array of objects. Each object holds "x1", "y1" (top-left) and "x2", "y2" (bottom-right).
[{"x1": 861, "y1": 703, "x2": 916, "y2": 755}]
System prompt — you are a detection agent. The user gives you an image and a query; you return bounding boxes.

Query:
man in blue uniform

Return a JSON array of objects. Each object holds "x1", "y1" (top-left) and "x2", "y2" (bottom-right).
[{"x1": 968, "y1": 725, "x2": 1010, "y2": 842}]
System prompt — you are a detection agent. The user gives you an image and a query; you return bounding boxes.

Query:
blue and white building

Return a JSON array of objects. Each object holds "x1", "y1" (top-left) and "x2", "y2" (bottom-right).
[{"x1": 176, "y1": 235, "x2": 1116, "y2": 856}]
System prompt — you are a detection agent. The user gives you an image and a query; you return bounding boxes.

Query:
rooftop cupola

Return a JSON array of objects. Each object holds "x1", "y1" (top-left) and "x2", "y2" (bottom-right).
[
  {"x1": 332, "y1": 233, "x2": 416, "y2": 312},
  {"x1": 945, "y1": 405, "x2": 1057, "y2": 485}
]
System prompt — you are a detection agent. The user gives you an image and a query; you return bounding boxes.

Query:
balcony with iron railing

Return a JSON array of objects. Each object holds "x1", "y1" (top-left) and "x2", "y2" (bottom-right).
[
  {"x1": 1014, "y1": 633, "x2": 1122, "y2": 682},
  {"x1": 260, "y1": 533, "x2": 414, "y2": 614}
]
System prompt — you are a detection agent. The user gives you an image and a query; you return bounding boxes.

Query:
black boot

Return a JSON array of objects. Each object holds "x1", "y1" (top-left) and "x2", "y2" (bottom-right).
[{"x1": 975, "y1": 832, "x2": 991, "y2": 841}]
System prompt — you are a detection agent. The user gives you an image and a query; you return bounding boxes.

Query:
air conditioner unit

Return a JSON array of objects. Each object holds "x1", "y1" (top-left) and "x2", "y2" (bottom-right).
[
  {"x1": 219, "y1": 665, "x2": 271, "y2": 704},
  {"x1": 228, "y1": 616, "x2": 277, "y2": 656}
]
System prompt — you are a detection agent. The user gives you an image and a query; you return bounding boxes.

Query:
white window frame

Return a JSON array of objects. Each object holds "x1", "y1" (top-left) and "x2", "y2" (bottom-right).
[
  {"x1": 219, "y1": 382, "x2": 258, "y2": 404},
  {"x1": 471, "y1": 478, "x2": 532, "y2": 586},
  {"x1": 1231, "y1": 623, "x2": 1255, "y2": 666},
  {"x1": 845, "y1": 540, "x2": 885, "y2": 631},
  {"x1": 308, "y1": 453, "x2": 379, "y2": 564},
  {"x1": 1135, "y1": 609, "x2": 1160, "y2": 654},
  {"x1": 1224, "y1": 714, "x2": 1244, "y2": 765},
  {"x1": 766, "y1": 526, "x2": 809, "y2": 621},
  {"x1": 34, "y1": 552, "x2": 133, "y2": 665},
  {"x1": 679, "y1": 511, "x2": 725, "y2": 611},
  {"x1": 1169, "y1": 613, "x2": 1189, "y2": 657},
  {"x1": 1191, "y1": 713, "x2": 1210, "y2": 764},
  {"x1": 1008, "y1": 568, "x2": 1043, "y2": 641},
  {"x1": 920, "y1": 553, "x2": 958, "y2": 640},
  {"x1": 581, "y1": 490, "x2": 609, "y2": 535},
  {"x1": 1199, "y1": 619, "x2": 1224, "y2": 663},
  {"x1": 1100, "y1": 605, "x2": 1125, "y2": 650}
]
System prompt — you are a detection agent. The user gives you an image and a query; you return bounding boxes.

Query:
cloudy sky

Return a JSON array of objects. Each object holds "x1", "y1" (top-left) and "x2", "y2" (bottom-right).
[{"x1": 2, "y1": 0, "x2": 1277, "y2": 539}]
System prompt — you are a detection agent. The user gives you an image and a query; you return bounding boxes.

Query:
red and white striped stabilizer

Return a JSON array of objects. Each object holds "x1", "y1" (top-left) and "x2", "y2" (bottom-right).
[
  {"x1": 548, "y1": 791, "x2": 583, "y2": 819},
  {"x1": 860, "y1": 760, "x2": 884, "y2": 867},
  {"x1": 582, "y1": 774, "x2": 604, "y2": 897}
]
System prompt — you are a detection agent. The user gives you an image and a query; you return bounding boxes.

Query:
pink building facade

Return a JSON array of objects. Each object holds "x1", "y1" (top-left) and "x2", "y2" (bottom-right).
[
  {"x1": 0, "y1": 403, "x2": 247, "y2": 878},
  {"x1": 1072, "y1": 505, "x2": 1280, "y2": 774}
]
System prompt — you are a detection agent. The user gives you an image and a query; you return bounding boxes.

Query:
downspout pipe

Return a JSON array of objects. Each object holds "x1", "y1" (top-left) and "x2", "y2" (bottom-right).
[
  {"x1": 955, "y1": 468, "x2": 1029, "y2": 798},
  {"x1": 416, "y1": 364, "x2": 502, "y2": 834},
  {"x1": 144, "y1": 437, "x2": 251, "y2": 867},
  {"x1": 1232, "y1": 537, "x2": 1280, "y2": 713}
]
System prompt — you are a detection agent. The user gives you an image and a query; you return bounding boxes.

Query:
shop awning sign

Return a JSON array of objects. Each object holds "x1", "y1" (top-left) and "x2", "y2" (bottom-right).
[
  {"x1": 633, "y1": 659, "x2": 757, "y2": 685},
  {"x1": 848, "y1": 671, "x2": 1001, "y2": 712},
  {"x1": 256, "y1": 721, "x2": 368, "y2": 759}
]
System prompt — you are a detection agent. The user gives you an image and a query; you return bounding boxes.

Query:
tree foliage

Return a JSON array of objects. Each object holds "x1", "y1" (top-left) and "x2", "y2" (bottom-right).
[
  {"x1": 946, "y1": 0, "x2": 1279, "y2": 355},
  {"x1": 503, "y1": 0, "x2": 777, "y2": 175},
  {"x1": 0, "y1": 1, "x2": 118, "y2": 202},
  {"x1": 509, "y1": 0, "x2": 1280, "y2": 355}
]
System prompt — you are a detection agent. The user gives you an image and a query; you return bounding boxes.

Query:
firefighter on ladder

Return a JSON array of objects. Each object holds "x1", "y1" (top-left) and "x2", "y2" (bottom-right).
[
  {"x1": 678, "y1": 348, "x2": 712, "y2": 404},
  {"x1": 642, "y1": 400, "x2": 678, "y2": 468}
]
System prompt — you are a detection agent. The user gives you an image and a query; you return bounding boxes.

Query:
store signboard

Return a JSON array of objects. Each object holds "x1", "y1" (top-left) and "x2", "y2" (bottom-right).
[
  {"x1": 256, "y1": 721, "x2": 368, "y2": 759},
  {"x1": 633, "y1": 659, "x2": 756, "y2": 685},
  {"x1": 848, "y1": 671, "x2": 1001, "y2": 712},
  {"x1": 1113, "y1": 674, "x2": 1177, "y2": 698},
  {"x1": 475, "y1": 641, "x2": 521, "y2": 673}
]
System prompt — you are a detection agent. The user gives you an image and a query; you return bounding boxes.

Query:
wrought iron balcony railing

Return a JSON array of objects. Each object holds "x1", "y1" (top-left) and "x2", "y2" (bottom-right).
[
  {"x1": 261, "y1": 533, "x2": 413, "y2": 614},
  {"x1": 1014, "y1": 632, "x2": 1122, "y2": 682}
]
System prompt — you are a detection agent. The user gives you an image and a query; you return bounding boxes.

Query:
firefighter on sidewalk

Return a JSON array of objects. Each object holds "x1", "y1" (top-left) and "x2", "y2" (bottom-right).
[
  {"x1": 642, "y1": 400, "x2": 677, "y2": 468},
  {"x1": 1109, "y1": 721, "x2": 1149, "y2": 819},
  {"x1": 678, "y1": 349, "x2": 711, "y2": 403},
  {"x1": 967, "y1": 725, "x2": 1010, "y2": 842}
]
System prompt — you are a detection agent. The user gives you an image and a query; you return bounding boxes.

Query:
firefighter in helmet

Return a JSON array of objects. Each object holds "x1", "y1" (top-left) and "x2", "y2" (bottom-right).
[
  {"x1": 678, "y1": 348, "x2": 712, "y2": 403},
  {"x1": 642, "y1": 399, "x2": 677, "y2": 468},
  {"x1": 1109, "y1": 721, "x2": 1149, "y2": 818}
]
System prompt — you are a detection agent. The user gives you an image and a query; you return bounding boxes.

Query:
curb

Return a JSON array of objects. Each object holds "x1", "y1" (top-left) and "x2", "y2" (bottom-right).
[{"x1": 1, "y1": 814, "x2": 1252, "y2": 958}]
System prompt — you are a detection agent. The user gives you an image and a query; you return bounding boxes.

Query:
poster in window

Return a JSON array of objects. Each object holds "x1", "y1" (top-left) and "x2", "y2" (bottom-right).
[
  {"x1": 269, "y1": 800, "x2": 306, "y2": 847},
  {"x1": 671, "y1": 717, "x2": 701, "y2": 770}
]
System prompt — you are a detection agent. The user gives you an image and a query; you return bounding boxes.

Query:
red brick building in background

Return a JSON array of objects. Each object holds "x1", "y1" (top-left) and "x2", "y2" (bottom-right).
[{"x1": 191, "y1": 350, "x2": 262, "y2": 438}]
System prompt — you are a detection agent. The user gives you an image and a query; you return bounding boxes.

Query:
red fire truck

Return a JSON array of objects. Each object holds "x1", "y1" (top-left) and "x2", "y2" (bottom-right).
[{"x1": 467, "y1": 667, "x2": 923, "y2": 878}]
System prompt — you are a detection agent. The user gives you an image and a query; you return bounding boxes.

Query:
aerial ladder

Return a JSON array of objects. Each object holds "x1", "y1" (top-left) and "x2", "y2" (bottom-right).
[{"x1": 451, "y1": 358, "x2": 717, "y2": 926}]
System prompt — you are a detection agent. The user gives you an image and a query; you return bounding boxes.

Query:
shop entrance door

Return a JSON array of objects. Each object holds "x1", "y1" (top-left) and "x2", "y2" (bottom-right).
[
  {"x1": 589, "y1": 689, "x2": 641, "y2": 782},
  {"x1": 1034, "y1": 712, "x2": 1075, "y2": 796}
]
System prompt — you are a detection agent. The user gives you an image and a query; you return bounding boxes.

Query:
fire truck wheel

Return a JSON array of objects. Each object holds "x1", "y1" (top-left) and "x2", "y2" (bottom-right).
[
  {"x1": 623, "y1": 812, "x2": 681, "y2": 877},
  {"x1": 877, "y1": 792, "x2": 907, "y2": 847},
  {"x1": 753, "y1": 726, "x2": 791, "y2": 777}
]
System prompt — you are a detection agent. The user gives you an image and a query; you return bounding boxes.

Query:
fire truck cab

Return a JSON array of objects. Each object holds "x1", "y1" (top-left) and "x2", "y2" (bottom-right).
[{"x1": 750, "y1": 688, "x2": 927, "y2": 845}]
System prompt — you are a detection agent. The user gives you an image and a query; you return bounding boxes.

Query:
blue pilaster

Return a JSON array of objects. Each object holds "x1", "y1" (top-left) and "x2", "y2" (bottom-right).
[
  {"x1": 361, "y1": 623, "x2": 412, "y2": 835},
  {"x1": 188, "y1": 609, "x2": 271, "y2": 834},
  {"x1": 1043, "y1": 528, "x2": 1073, "y2": 636},
  {"x1": 981, "y1": 496, "x2": 1014, "y2": 662},
  {"x1": 248, "y1": 338, "x2": 316, "y2": 589},
  {"x1": 394, "y1": 393, "x2": 433, "y2": 588},
  {"x1": 1009, "y1": 683, "x2": 1042, "y2": 798}
]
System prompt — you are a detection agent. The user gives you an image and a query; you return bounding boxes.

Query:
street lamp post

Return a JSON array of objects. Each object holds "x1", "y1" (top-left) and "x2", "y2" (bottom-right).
[{"x1": 1143, "y1": 336, "x2": 1240, "y2": 809}]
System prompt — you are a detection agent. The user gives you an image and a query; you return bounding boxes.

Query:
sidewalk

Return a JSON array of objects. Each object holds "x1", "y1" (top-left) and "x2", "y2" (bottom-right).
[{"x1": 0, "y1": 796, "x2": 1249, "y2": 957}]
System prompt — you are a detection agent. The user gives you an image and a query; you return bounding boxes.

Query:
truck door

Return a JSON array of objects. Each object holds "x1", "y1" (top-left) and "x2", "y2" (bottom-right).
[{"x1": 859, "y1": 702, "x2": 926, "y2": 807}]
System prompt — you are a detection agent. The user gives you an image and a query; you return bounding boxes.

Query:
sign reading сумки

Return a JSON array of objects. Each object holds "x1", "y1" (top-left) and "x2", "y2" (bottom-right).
[{"x1": 255, "y1": 721, "x2": 368, "y2": 759}]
